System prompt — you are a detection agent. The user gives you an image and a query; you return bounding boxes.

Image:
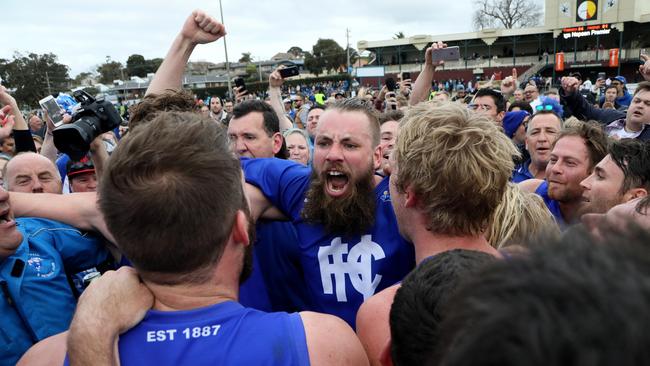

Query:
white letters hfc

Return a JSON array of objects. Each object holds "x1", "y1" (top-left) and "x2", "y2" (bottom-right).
[{"x1": 318, "y1": 235, "x2": 386, "y2": 302}]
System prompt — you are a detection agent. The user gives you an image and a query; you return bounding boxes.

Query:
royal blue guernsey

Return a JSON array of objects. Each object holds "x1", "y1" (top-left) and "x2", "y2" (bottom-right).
[
  {"x1": 535, "y1": 180, "x2": 567, "y2": 229},
  {"x1": 115, "y1": 301, "x2": 309, "y2": 365},
  {"x1": 242, "y1": 158, "x2": 415, "y2": 328}
]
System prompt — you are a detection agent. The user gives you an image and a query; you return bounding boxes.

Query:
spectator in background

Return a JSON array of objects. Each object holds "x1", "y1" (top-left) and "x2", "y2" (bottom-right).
[
  {"x1": 284, "y1": 128, "x2": 310, "y2": 166},
  {"x1": 470, "y1": 88, "x2": 506, "y2": 126},
  {"x1": 28, "y1": 114, "x2": 46, "y2": 139},
  {"x1": 224, "y1": 99, "x2": 234, "y2": 115},
  {"x1": 432, "y1": 90, "x2": 450, "y2": 102},
  {"x1": 200, "y1": 105, "x2": 209, "y2": 117},
  {"x1": 560, "y1": 78, "x2": 650, "y2": 140},
  {"x1": 0, "y1": 135, "x2": 14, "y2": 158},
  {"x1": 600, "y1": 85, "x2": 621, "y2": 110},
  {"x1": 208, "y1": 95, "x2": 228, "y2": 124},
  {"x1": 451, "y1": 85, "x2": 468, "y2": 103},
  {"x1": 293, "y1": 93, "x2": 310, "y2": 129},
  {"x1": 508, "y1": 100, "x2": 534, "y2": 114},
  {"x1": 513, "y1": 88, "x2": 524, "y2": 102},
  {"x1": 0, "y1": 155, "x2": 9, "y2": 186},
  {"x1": 31, "y1": 135, "x2": 43, "y2": 154},
  {"x1": 378, "y1": 110, "x2": 403, "y2": 176},
  {"x1": 602, "y1": 76, "x2": 632, "y2": 107},
  {"x1": 283, "y1": 98, "x2": 296, "y2": 121},
  {"x1": 503, "y1": 110, "x2": 530, "y2": 161},
  {"x1": 524, "y1": 83, "x2": 542, "y2": 110},
  {"x1": 227, "y1": 100, "x2": 285, "y2": 159},
  {"x1": 305, "y1": 105, "x2": 324, "y2": 144},
  {"x1": 512, "y1": 107, "x2": 563, "y2": 182},
  {"x1": 66, "y1": 155, "x2": 98, "y2": 193},
  {"x1": 4, "y1": 152, "x2": 62, "y2": 194}
]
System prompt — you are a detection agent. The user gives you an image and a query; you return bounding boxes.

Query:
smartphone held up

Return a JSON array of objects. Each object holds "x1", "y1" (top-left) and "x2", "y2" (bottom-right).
[
  {"x1": 430, "y1": 46, "x2": 460, "y2": 62},
  {"x1": 39, "y1": 95, "x2": 65, "y2": 127}
]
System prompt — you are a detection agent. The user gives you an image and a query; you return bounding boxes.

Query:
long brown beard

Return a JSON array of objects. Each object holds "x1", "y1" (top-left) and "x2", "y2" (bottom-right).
[
  {"x1": 301, "y1": 168, "x2": 377, "y2": 237},
  {"x1": 239, "y1": 213, "x2": 256, "y2": 284}
]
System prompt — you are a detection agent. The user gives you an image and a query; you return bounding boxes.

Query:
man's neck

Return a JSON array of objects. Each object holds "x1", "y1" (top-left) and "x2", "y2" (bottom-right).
[
  {"x1": 146, "y1": 280, "x2": 238, "y2": 312},
  {"x1": 411, "y1": 230, "x2": 498, "y2": 264},
  {"x1": 625, "y1": 119, "x2": 644, "y2": 133},
  {"x1": 558, "y1": 199, "x2": 584, "y2": 224},
  {"x1": 528, "y1": 161, "x2": 547, "y2": 180}
]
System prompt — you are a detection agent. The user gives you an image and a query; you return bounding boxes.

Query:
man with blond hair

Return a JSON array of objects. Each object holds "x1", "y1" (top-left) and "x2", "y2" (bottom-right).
[{"x1": 355, "y1": 101, "x2": 518, "y2": 365}]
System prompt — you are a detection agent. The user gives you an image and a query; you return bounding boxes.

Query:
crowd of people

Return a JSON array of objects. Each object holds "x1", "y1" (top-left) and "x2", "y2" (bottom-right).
[{"x1": 2, "y1": 9, "x2": 650, "y2": 366}]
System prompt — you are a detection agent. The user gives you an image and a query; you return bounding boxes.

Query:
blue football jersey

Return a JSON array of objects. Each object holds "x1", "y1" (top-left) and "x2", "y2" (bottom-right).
[
  {"x1": 242, "y1": 158, "x2": 415, "y2": 328},
  {"x1": 117, "y1": 301, "x2": 310, "y2": 366}
]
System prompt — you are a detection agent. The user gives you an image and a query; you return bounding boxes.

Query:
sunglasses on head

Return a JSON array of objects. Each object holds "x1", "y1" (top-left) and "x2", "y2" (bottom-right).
[{"x1": 535, "y1": 104, "x2": 554, "y2": 112}]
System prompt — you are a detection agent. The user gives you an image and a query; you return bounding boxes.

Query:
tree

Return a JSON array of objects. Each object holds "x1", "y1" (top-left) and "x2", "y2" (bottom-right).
[
  {"x1": 473, "y1": 0, "x2": 542, "y2": 30},
  {"x1": 309, "y1": 39, "x2": 346, "y2": 74},
  {"x1": 304, "y1": 52, "x2": 323, "y2": 76},
  {"x1": 74, "y1": 72, "x2": 93, "y2": 86},
  {"x1": 1, "y1": 52, "x2": 71, "y2": 108},
  {"x1": 287, "y1": 46, "x2": 304, "y2": 58},
  {"x1": 239, "y1": 52, "x2": 252, "y2": 63},
  {"x1": 245, "y1": 63, "x2": 258, "y2": 81},
  {"x1": 393, "y1": 32, "x2": 406, "y2": 39},
  {"x1": 347, "y1": 47, "x2": 360, "y2": 69},
  {"x1": 147, "y1": 58, "x2": 164, "y2": 73},
  {"x1": 97, "y1": 57, "x2": 124, "y2": 84},
  {"x1": 126, "y1": 54, "x2": 148, "y2": 77}
]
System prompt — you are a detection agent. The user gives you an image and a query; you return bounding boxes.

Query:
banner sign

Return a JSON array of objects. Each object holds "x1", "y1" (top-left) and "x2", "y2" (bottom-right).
[
  {"x1": 608, "y1": 49, "x2": 619, "y2": 67},
  {"x1": 562, "y1": 23, "x2": 611, "y2": 39},
  {"x1": 555, "y1": 52, "x2": 565, "y2": 71}
]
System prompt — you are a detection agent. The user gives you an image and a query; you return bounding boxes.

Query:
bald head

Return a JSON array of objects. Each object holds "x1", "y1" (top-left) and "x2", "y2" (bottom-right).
[{"x1": 4, "y1": 153, "x2": 62, "y2": 194}]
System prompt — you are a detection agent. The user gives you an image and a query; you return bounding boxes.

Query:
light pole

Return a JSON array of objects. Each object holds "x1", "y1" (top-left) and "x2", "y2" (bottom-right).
[{"x1": 218, "y1": 0, "x2": 232, "y2": 98}]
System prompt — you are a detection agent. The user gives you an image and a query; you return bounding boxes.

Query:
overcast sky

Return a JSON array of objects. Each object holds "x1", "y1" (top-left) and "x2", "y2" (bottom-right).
[{"x1": 2, "y1": 0, "x2": 542, "y2": 77}]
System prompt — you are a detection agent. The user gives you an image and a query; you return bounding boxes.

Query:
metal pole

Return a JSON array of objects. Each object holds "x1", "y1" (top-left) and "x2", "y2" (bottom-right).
[
  {"x1": 618, "y1": 29, "x2": 623, "y2": 76},
  {"x1": 346, "y1": 28, "x2": 351, "y2": 72},
  {"x1": 219, "y1": 0, "x2": 232, "y2": 98},
  {"x1": 552, "y1": 36, "x2": 557, "y2": 87},
  {"x1": 398, "y1": 45, "x2": 402, "y2": 73},
  {"x1": 258, "y1": 57, "x2": 262, "y2": 82},
  {"x1": 346, "y1": 28, "x2": 352, "y2": 92},
  {"x1": 513, "y1": 37, "x2": 516, "y2": 67}
]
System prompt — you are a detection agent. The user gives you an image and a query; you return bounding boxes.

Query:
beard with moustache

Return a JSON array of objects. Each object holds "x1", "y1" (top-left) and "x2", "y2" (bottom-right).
[
  {"x1": 301, "y1": 163, "x2": 377, "y2": 237},
  {"x1": 238, "y1": 210, "x2": 256, "y2": 285}
]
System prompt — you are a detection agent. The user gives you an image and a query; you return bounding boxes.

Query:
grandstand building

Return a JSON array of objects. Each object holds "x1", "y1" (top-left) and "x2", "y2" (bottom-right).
[{"x1": 357, "y1": 0, "x2": 650, "y2": 86}]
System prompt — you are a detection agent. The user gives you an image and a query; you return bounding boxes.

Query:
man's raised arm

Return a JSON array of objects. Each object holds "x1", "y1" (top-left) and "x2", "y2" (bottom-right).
[
  {"x1": 268, "y1": 67, "x2": 294, "y2": 132},
  {"x1": 409, "y1": 41, "x2": 446, "y2": 106},
  {"x1": 146, "y1": 10, "x2": 226, "y2": 96},
  {"x1": 9, "y1": 192, "x2": 114, "y2": 242}
]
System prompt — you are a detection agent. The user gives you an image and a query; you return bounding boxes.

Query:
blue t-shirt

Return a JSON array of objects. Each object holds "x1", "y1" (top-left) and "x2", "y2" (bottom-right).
[
  {"x1": 240, "y1": 220, "x2": 311, "y2": 313},
  {"x1": 0, "y1": 218, "x2": 109, "y2": 366},
  {"x1": 114, "y1": 301, "x2": 310, "y2": 366},
  {"x1": 242, "y1": 158, "x2": 415, "y2": 328},
  {"x1": 535, "y1": 181, "x2": 567, "y2": 229},
  {"x1": 511, "y1": 160, "x2": 534, "y2": 183}
]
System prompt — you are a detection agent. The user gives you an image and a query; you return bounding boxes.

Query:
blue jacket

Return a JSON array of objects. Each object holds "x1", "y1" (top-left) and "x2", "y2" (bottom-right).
[
  {"x1": 0, "y1": 218, "x2": 110, "y2": 365},
  {"x1": 560, "y1": 88, "x2": 650, "y2": 140}
]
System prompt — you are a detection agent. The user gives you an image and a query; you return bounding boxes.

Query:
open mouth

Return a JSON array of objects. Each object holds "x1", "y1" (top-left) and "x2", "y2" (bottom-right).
[
  {"x1": 0, "y1": 208, "x2": 15, "y2": 226},
  {"x1": 325, "y1": 170, "x2": 349, "y2": 196}
]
